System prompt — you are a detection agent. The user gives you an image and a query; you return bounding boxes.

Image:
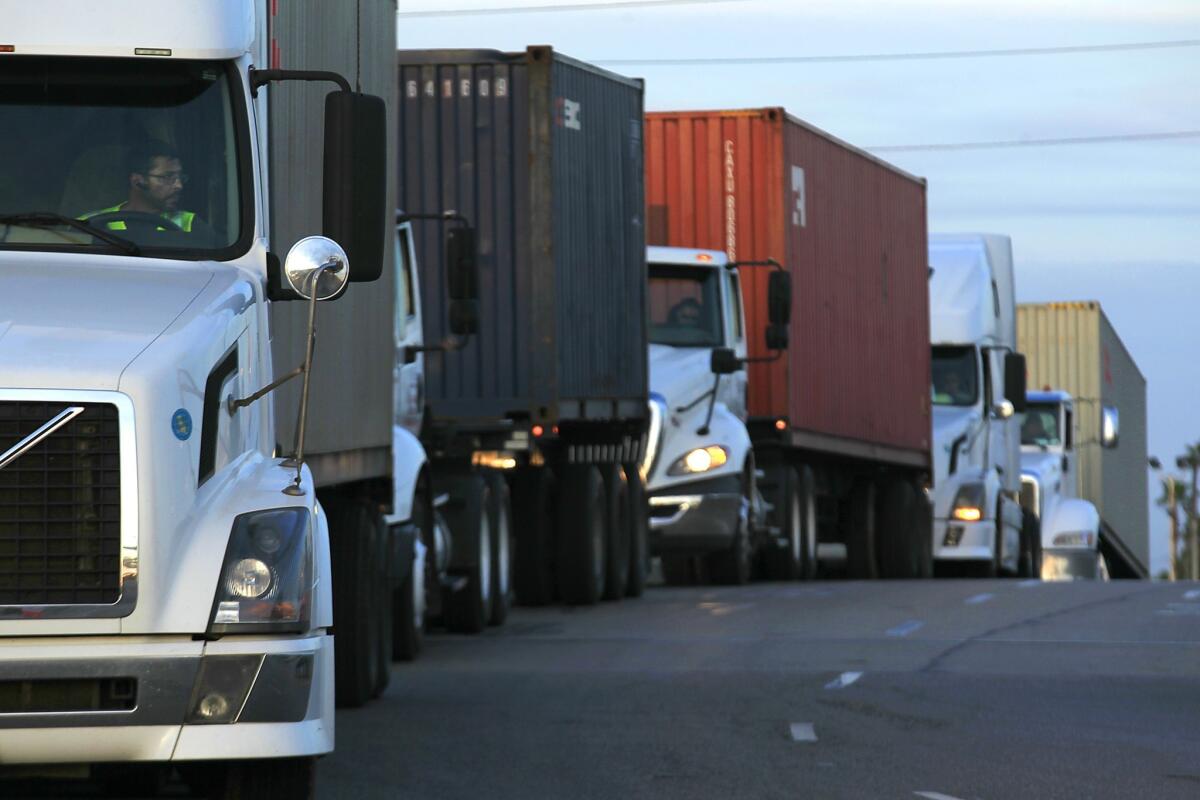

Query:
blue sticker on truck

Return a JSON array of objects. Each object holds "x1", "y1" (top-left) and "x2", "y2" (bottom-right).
[{"x1": 172, "y1": 408, "x2": 193, "y2": 441}]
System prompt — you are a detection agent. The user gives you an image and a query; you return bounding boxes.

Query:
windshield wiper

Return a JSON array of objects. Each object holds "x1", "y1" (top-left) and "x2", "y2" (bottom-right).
[{"x1": 0, "y1": 212, "x2": 141, "y2": 256}]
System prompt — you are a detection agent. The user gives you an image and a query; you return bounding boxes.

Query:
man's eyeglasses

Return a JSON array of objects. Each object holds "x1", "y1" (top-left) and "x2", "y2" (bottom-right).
[{"x1": 146, "y1": 172, "x2": 189, "y2": 186}]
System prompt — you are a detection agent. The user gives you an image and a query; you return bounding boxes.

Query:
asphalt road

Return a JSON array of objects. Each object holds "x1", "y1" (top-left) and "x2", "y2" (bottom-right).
[{"x1": 322, "y1": 577, "x2": 1200, "y2": 800}]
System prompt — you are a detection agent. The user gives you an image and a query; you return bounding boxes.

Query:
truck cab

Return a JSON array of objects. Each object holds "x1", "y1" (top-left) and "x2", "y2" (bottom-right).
[
  {"x1": 643, "y1": 246, "x2": 759, "y2": 583},
  {"x1": 928, "y1": 234, "x2": 1031, "y2": 576},
  {"x1": 0, "y1": 1, "x2": 394, "y2": 792},
  {"x1": 1021, "y1": 390, "x2": 1107, "y2": 580}
]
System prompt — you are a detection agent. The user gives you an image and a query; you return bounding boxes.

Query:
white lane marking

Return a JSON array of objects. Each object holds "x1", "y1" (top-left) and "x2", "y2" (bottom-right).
[
  {"x1": 915, "y1": 793, "x2": 967, "y2": 800},
  {"x1": 1157, "y1": 603, "x2": 1200, "y2": 616},
  {"x1": 1183, "y1": 589, "x2": 1200, "y2": 600},
  {"x1": 964, "y1": 592, "x2": 994, "y2": 605},
  {"x1": 789, "y1": 722, "x2": 817, "y2": 742},
  {"x1": 886, "y1": 620, "x2": 924, "y2": 637},
  {"x1": 1018, "y1": 578, "x2": 1041, "y2": 587},
  {"x1": 824, "y1": 671, "x2": 863, "y2": 690}
]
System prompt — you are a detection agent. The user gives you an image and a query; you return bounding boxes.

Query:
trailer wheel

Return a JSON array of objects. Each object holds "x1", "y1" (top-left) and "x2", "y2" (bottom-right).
[
  {"x1": 877, "y1": 480, "x2": 931, "y2": 579},
  {"x1": 207, "y1": 756, "x2": 317, "y2": 800},
  {"x1": 324, "y1": 496, "x2": 383, "y2": 708},
  {"x1": 1018, "y1": 508, "x2": 1042, "y2": 579},
  {"x1": 556, "y1": 464, "x2": 607, "y2": 605},
  {"x1": 484, "y1": 472, "x2": 514, "y2": 625},
  {"x1": 442, "y1": 474, "x2": 493, "y2": 633},
  {"x1": 764, "y1": 466, "x2": 817, "y2": 581},
  {"x1": 512, "y1": 467, "x2": 557, "y2": 605},
  {"x1": 602, "y1": 464, "x2": 631, "y2": 601},
  {"x1": 843, "y1": 480, "x2": 879, "y2": 580},
  {"x1": 624, "y1": 462, "x2": 649, "y2": 597},
  {"x1": 373, "y1": 513, "x2": 394, "y2": 698}
]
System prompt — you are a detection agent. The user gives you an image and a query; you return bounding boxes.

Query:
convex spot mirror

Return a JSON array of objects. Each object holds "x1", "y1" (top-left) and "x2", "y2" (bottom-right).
[
  {"x1": 768, "y1": 271, "x2": 792, "y2": 325},
  {"x1": 323, "y1": 91, "x2": 387, "y2": 283},
  {"x1": 446, "y1": 226, "x2": 480, "y2": 336},
  {"x1": 1004, "y1": 352, "x2": 1028, "y2": 412},
  {"x1": 1101, "y1": 405, "x2": 1120, "y2": 449},
  {"x1": 284, "y1": 236, "x2": 349, "y2": 301},
  {"x1": 711, "y1": 347, "x2": 741, "y2": 375}
]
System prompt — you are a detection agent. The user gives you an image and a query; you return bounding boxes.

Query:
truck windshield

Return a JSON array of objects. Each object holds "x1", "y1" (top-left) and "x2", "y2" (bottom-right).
[
  {"x1": 0, "y1": 56, "x2": 245, "y2": 260},
  {"x1": 1022, "y1": 403, "x2": 1062, "y2": 446},
  {"x1": 648, "y1": 265, "x2": 724, "y2": 347},
  {"x1": 931, "y1": 345, "x2": 979, "y2": 406}
]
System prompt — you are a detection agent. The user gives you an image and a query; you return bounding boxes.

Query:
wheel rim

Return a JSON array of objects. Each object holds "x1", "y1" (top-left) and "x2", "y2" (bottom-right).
[
  {"x1": 803, "y1": 485, "x2": 817, "y2": 568},
  {"x1": 790, "y1": 492, "x2": 802, "y2": 562},
  {"x1": 497, "y1": 503, "x2": 511, "y2": 599},
  {"x1": 591, "y1": 489, "x2": 606, "y2": 589},
  {"x1": 478, "y1": 513, "x2": 492, "y2": 606}
]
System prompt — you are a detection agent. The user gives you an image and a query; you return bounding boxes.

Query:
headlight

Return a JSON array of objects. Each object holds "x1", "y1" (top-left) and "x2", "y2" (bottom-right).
[
  {"x1": 1052, "y1": 532, "x2": 1095, "y2": 548},
  {"x1": 667, "y1": 445, "x2": 729, "y2": 476},
  {"x1": 951, "y1": 482, "x2": 986, "y2": 522},
  {"x1": 209, "y1": 507, "x2": 312, "y2": 634}
]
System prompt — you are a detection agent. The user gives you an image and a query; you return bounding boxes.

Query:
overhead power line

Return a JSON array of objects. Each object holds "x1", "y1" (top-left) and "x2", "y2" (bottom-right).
[
  {"x1": 398, "y1": 0, "x2": 747, "y2": 17},
  {"x1": 868, "y1": 130, "x2": 1200, "y2": 153},
  {"x1": 596, "y1": 38, "x2": 1200, "y2": 65}
]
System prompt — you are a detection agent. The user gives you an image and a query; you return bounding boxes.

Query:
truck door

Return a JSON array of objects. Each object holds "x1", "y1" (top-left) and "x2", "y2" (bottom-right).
[
  {"x1": 395, "y1": 224, "x2": 425, "y2": 438},
  {"x1": 720, "y1": 268, "x2": 748, "y2": 421}
]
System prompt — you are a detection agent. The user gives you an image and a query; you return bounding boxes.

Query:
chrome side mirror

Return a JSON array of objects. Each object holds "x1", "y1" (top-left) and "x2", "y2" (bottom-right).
[
  {"x1": 993, "y1": 400, "x2": 1015, "y2": 420},
  {"x1": 1101, "y1": 405, "x2": 1120, "y2": 448},
  {"x1": 285, "y1": 236, "x2": 350, "y2": 301}
]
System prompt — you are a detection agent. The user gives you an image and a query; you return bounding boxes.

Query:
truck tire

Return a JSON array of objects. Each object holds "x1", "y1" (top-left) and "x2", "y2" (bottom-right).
[
  {"x1": 484, "y1": 472, "x2": 514, "y2": 626},
  {"x1": 512, "y1": 467, "x2": 557, "y2": 605},
  {"x1": 764, "y1": 466, "x2": 817, "y2": 581},
  {"x1": 625, "y1": 462, "x2": 649, "y2": 597},
  {"x1": 661, "y1": 556, "x2": 695, "y2": 586},
  {"x1": 1018, "y1": 507, "x2": 1042, "y2": 579},
  {"x1": 394, "y1": 473, "x2": 432, "y2": 661},
  {"x1": 602, "y1": 464, "x2": 631, "y2": 601},
  {"x1": 324, "y1": 495, "x2": 383, "y2": 708},
  {"x1": 877, "y1": 480, "x2": 931, "y2": 579},
  {"x1": 373, "y1": 514, "x2": 394, "y2": 698},
  {"x1": 209, "y1": 756, "x2": 317, "y2": 800},
  {"x1": 442, "y1": 474, "x2": 493, "y2": 633},
  {"x1": 707, "y1": 469, "x2": 753, "y2": 585},
  {"x1": 556, "y1": 464, "x2": 608, "y2": 605},
  {"x1": 843, "y1": 480, "x2": 879, "y2": 580}
]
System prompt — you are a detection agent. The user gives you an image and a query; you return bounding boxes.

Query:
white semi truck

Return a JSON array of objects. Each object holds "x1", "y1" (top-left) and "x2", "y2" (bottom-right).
[
  {"x1": 1021, "y1": 390, "x2": 1116, "y2": 580},
  {"x1": 0, "y1": 1, "x2": 413, "y2": 794},
  {"x1": 928, "y1": 234, "x2": 1038, "y2": 577}
]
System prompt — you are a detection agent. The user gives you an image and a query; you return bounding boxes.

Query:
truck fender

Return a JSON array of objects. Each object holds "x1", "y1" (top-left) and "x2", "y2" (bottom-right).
[
  {"x1": 1041, "y1": 497, "x2": 1100, "y2": 548},
  {"x1": 708, "y1": 403, "x2": 753, "y2": 477},
  {"x1": 387, "y1": 425, "x2": 430, "y2": 526}
]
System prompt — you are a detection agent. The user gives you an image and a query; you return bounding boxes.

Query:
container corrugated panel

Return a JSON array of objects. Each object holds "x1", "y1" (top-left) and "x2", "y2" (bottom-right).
[
  {"x1": 397, "y1": 48, "x2": 647, "y2": 426},
  {"x1": 645, "y1": 109, "x2": 930, "y2": 463},
  {"x1": 268, "y1": 0, "x2": 398, "y2": 486},
  {"x1": 1017, "y1": 302, "x2": 1149, "y2": 568}
]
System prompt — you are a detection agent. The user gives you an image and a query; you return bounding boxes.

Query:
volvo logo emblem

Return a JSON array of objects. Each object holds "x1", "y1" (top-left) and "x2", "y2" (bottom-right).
[{"x1": 0, "y1": 406, "x2": 86, "y2": 471}]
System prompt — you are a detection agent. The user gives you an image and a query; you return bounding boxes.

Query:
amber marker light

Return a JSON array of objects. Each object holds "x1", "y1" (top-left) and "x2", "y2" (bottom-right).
[
  {"x1": 774, "y1": 419, "x2": 787, "y2": 431},
  {"x1": 952, "y1": 507, "x2": 983, "y2": 522},
  {"x1": 0, "y1": 46, "x2": 15, "y2": 53},
  {"x1": 532, "y1": 425, "x2": 544, "y2": 438},
  {"x1": 696, "y1": 253, "x2": 713, "y2": 262}
]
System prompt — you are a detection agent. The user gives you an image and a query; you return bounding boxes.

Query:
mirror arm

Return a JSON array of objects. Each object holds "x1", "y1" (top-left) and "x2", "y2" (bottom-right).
[
  {"x1": 726, "y1": 258, "x2": 784, "y2": 273},
  {"x1": 227, "y1": 365, "x2": 304, "y2": 415},
  {"x1": 676, "y1": 387, "x2": 716, "y2": 414},
  {"x1": 404, "y1": 335, "x2": 471, "y2": 363},
  {"x1": 397, "y1": 210, "x2": 470, "y2": 229},
  {"x1": 697, "y1": 375, "x2": 722, "y2": 436},
  {"x1": 742, "y1": 350, "x2": 785, "y2": 364},
  {"x1": 249, "y1": 68, "x2": 352, "y2": 97}
]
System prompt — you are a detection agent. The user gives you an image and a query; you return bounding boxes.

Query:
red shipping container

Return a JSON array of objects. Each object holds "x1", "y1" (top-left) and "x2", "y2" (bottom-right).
[{"x1": 645, "y1": 108, "x2": 930, "y2": 465}]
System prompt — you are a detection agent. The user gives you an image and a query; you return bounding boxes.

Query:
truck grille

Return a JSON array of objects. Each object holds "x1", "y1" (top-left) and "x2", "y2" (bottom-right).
[{"x1": 0, "y1": 402, "x2": 122, "y2": 605}]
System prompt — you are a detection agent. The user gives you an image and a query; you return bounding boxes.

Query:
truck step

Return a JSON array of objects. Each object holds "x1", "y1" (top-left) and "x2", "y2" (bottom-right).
[
  {"x1": 433, "y1": 493, "x2": 451, "y2": 508},
  {"x1": 440, "y1": 575, "x2": 468, "y2": 593}
]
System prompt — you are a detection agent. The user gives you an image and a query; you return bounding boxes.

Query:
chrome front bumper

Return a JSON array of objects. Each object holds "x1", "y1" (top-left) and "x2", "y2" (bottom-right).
[
  {"x1": 1041, "y1": 548, "x2": 1102, "y2": 581},
  {"x1": 0, "y1": 634, "x2": 332, "y2": 764},
  {"x1": 647, "y1": 475, "x2": 743, "y2": 554}
]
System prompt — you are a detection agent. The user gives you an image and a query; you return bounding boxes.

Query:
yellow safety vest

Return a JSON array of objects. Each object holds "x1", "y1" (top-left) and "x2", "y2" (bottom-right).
[{"x1": 80, "y1": 202, "x2": 196, "y2": 233}]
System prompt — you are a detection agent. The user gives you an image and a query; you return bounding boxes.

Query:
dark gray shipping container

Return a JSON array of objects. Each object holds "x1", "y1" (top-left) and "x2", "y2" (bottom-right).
[
  {"x1": 268, "y1": 0, "x2": 398, "y2": 487},
  {"x1": 397, "y1": 47, "x2": 647, "y2": 429}
]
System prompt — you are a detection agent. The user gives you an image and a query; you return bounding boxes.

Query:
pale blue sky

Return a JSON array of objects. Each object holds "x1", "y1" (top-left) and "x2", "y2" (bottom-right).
[{"x1": 399, "y1": 0, "x2": 1200, "y2": 574}]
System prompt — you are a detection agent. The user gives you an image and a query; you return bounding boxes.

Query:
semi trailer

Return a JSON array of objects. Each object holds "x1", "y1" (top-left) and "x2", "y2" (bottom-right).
[
  {"x1": 1017, "y1": 302, "x2": 1149, "y2": 579},
  {"x1": 396, "y1": 48, "x2": 650, "y2": 607},
  {"x1": 644, "y1": 108, "x2": 933, "y2": 580},
  {"x1": 0, "y1": 0, "x2": 411, "y2": 793}
]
